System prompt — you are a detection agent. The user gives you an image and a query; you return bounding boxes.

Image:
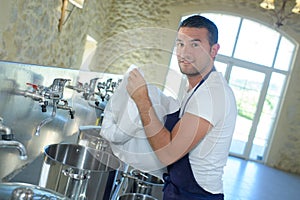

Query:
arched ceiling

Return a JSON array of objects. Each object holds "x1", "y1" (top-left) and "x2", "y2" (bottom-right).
[{"x1": 166, "y1": 0, "x2": 300, "y2": 33}]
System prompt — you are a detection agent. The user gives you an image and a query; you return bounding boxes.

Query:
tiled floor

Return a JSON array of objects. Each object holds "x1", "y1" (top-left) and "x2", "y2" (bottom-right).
[{"x1": 223, "y1": 156, "x2": 300, "y2": 200}]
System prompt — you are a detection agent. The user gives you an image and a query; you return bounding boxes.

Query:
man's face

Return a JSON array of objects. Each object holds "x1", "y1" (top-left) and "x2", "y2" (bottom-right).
[{"x1": 176, "y1": 27, "x2": 219, "y2": 77}]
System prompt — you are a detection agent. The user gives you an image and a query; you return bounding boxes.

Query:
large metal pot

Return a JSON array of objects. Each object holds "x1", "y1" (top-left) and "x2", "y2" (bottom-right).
[
  {"x1": 77, "y1": 125, "x2": 111, "y2": 153},
  {"x1": 118, "y1": 193, "x2": 157, "y2": 200},
  {"x1": 0, "y1": 182, "x2": 69, "y2": 200},
  {"x1": 39, "y1": 143, "x2": 121, "y2": 200},
  {"x1": 122, "y1": 169, "x2": 164, "y2": 200}
]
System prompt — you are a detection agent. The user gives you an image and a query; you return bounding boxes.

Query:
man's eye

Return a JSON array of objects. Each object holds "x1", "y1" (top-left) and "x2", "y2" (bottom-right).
[
  {"x1": 192, "y1": 43, "x2": 199, "y2": 47},
  {"x1": 176, "y1": 43, "x2": 184, "y2": 47}
]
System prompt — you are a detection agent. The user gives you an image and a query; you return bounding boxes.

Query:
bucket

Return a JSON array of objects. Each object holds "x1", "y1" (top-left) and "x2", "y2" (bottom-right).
[
  {"x1": 123, "y1": 169, "x2": 164, "y2": 200},
  {"x1": 118, "y1": 193, "x2": 157, "y2": 200},
  {"x1": 39, "y1": 143, "x2": 121, "y2": 200}
]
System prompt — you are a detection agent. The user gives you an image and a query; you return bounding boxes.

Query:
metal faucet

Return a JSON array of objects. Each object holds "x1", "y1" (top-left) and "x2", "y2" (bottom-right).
[
  {"x1": 15, "y1": 78, "x2": 74, "y2": 136},
  {"x1": 66, "y1": 77, "x2": 99, "y2": 100},
  {"x1": 66, "y1": 77, "x2": 122, "y2": 125},
  {"x1": 0, "y1": 117, "x2": 27, "y2": 160},
  {"x1": 0, "y1": 117, "x2": 12, "y2": 139},
  {"x1": 34, "y1": 99, "x2": 58, "y2": 136},
  {"x1": 34, "y1": 99, "x2": 75, "y2": 136},
  {"x1": 16, "y1": 78, "x2": 72, "y2": 111},
  {"x1": 97, "y1": 78, "x2": 122, "y2": 102},
  {"x1": 0, "y1": 140, "x2": 27, "y2": 160},
  {"x1": 31, "y1": 78, "x2": 75, "y2": 136}
]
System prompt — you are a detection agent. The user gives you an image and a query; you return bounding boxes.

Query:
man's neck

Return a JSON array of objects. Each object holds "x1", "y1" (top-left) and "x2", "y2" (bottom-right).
[{"x1": 187, "y1": 66, "x2": 214, "y2": 89}]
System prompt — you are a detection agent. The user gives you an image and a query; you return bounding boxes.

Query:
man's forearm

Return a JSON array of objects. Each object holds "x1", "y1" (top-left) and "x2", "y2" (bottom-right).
[{"x1": 134, "y1": 95, "x2": 173, "y2": 164}]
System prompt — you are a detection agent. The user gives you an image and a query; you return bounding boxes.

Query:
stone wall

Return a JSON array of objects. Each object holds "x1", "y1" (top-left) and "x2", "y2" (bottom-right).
[{"x1": 0, "y1": 0, "x2": 112, "y2": 69}]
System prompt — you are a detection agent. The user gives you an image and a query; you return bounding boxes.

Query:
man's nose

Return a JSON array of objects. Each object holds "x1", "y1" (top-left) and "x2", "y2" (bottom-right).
[{"x1": 177, "y1": 46, "x2": 192, "y2": 60}]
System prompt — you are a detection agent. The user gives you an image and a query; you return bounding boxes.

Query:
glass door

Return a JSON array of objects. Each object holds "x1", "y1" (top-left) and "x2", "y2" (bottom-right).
[{"x1": 228, "y1": 66, "x2": 266, "y2": 158}]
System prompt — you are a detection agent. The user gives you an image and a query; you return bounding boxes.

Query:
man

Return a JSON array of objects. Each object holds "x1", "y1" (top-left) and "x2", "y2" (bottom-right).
[{"x1": 126, "y1": 15, "x2": 237, "y2": 200}]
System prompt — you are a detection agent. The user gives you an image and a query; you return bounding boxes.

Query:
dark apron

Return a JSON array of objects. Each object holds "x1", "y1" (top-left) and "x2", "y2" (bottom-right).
[{"x1": 162, "y1": 68, "x2": 224, "y2": 200}]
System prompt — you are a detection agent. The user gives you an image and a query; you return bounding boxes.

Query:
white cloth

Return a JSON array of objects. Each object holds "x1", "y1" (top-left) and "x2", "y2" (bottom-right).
[
  {"x1": 180, "y1": 71, "x2": 237, "y2": 194},
  {"x1": 100, "y1": 65, "x2": 180, "y2": 177}
]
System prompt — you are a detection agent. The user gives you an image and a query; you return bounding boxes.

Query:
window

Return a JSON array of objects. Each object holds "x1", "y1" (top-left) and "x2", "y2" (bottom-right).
[{"x1": 164, "y1": 13, "x2": 296, "y2": 162}]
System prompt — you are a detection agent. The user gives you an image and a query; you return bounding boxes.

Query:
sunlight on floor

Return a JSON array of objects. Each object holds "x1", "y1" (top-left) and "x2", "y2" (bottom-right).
[{"x1": 223, "y1": 156, "x2": 300, "y2": 200}]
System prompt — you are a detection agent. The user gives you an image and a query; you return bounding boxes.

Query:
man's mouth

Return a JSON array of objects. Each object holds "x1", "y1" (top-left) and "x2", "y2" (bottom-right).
[{"x1": 179, "y1": 59, "x2": 192, "y2": 65}]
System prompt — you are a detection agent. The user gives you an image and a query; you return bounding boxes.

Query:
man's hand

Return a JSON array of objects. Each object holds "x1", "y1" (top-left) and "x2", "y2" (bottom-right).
[{"x1": 126, "y1": 68, "x2": 149, "y2": 104}]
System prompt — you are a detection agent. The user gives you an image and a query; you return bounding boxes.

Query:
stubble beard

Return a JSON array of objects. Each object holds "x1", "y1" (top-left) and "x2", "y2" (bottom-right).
[{"x1": 179, "y1": 62, "x2": 209, "y2": 78}]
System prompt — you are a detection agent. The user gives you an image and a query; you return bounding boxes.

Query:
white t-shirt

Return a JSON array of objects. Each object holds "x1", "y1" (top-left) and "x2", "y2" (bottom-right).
[{"x1": 179, "y1": 71, "x2": 237, "y2": 194}]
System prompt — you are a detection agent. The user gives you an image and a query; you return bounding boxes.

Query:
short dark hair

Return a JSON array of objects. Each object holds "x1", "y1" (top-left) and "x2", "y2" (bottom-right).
[{"x1": 179, "y1": 15, "x2": 218, "y2": 46}]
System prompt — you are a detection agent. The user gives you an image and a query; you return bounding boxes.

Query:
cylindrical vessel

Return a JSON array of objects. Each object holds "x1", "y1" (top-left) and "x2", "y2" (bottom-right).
[
  {"x1": 39, "y1": 143, "x2": 121, "y2": 200},
  {"x1": 118, "y1": 193, "x2": 157, "y2": 200},
  {"x1": 77, "y1": 126, "x2": 111, "y2": 153},
  {"x1": 0, "y1": 182, "x2": 69, "y2": 200},
  {"x1": 76, "y1": 125, "x2": 129, "y2": 200},
  {"x1": 123, "y1": 169, "x2": 164, "y2": 200}
]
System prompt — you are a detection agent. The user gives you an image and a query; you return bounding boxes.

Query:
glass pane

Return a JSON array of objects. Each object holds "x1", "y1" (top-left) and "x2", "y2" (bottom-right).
[
  {"x1": 274, "y1": 37, "x2": 295, "y2": 71},
  {"x1": 234, "y1": 19, "x2": 280, "y2": 67},
  {"x1": 202, "y1": 13, "x2": 241, "y2": 57},
  {"x1": 229, "y1": 66, "x2": 265, "y2": 155},
  {"x1": 250, "y1": 73, "x2": 286, "y2": 160},
  {"x1": 214, "y1": 61, "x2": 227, "y2": 77}
]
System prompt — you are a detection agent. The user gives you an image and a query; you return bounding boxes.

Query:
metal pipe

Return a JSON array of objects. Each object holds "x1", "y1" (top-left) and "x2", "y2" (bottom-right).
[
  {"x1": 0, "y1": 140, "x2": 27, "y2": 160},
  {"x1": 0, "y1": 121, "x2": 11, "y2": 136},
  {"x1": 14, "y1": 89, "x2": 45, "y2": 102},
  {"x1": 34, "y1": 100, "x2": 57, "y2": 136},
  {"x1": 0, "y1": 117, "x2": 27, "y2": 160},
  {"x1": 0, "y1": 117, "x2": 14, "y2": 141},
  {"x1": 57, "y1": 100, "x2": 75, "y2": 119}
]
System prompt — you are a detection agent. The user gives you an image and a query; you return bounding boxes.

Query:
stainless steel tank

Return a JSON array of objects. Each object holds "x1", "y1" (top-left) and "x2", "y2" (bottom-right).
[
  {"x1": 122, "y1": 169, "x2": 164, "y2": 200},
  {"x1": 77, "y1": 125, "x2": 111, "y2": 152},
  {"x1": 118, "y1": 193, "x2": 158, "y2": 200},
  {"x1": 39, "y1": 143, "x2": 122, "y2": 200},
  {"x1": 0, "y1": 182, "x2": 69, "y2": 200}
]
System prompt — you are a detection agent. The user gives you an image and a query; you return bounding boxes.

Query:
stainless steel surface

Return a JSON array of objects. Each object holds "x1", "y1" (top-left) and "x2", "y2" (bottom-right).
[
  {"x1": 122, "y1": 169, "x2": 164, "y2": 200},
  {"x1": 76, "y1": 125, "x2": 130, "y2": 200},
  {"x1": 66, "y1": 77, "x2": 99, "y2": 100},
  {"x1": 0, "y1": 182, "x2": 69, "y2": 200},
  {"x1": 0, "y1": 117, "x2": 12, "y2": 136},
  {"x1": 40, "y1": 143, "x2": 122, "y2": 200},
  {"x1": 130, "y1": 169, "x2": 164, "y2": 186},
  {"x1": 34, "y1": 111, "x2": 56, "y2": 136},
  {"x1": 77, "y1": 125, "x2": 112, "y2": 152},
  {"x1": 0, "y1": 60, "x2": 122, "y2": 181},
  {"x1": 18, "y1": 78, "x2": 74, "y2": 136},
  {"x1": 0, "y1": 117, "x2": 27, "y2": 160},
  {"x1": 11, "y1": 187, "x2": 34, "y2": 200},
  {"x1": 118, "y1": 193, "x2": 158, "y2": 200},
  {"x1": 0, "y1": 140, "x2": 27, "y2": 160}
]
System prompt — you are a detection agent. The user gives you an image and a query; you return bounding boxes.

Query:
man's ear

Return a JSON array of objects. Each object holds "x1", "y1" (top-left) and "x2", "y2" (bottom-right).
[{"x1": 211, "y1": 43, "x2": 220, "y2": 58}]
